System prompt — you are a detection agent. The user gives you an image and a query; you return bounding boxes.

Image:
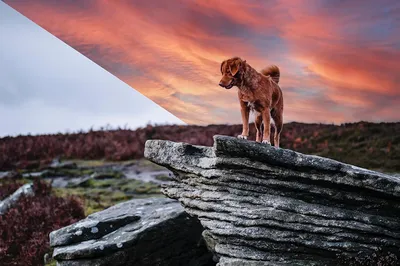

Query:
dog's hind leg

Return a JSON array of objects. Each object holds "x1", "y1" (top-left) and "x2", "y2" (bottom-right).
[
  {"x1": 261, "y1": 110, "x2": 272, "y2": 145},
  {"x1": 271, "y1": 108, "x2": 283, "y2": 148},
  {"x1": 270, "y1": 122, "x2": 276, "y2": 146},
  {"x1": 254, "y1": 113, "x2": 263, "y2": 142}
]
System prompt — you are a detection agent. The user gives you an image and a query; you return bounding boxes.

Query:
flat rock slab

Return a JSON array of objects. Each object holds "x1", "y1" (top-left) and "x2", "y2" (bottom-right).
[
  {"x1": 144, "y1": 135, "x2": 400, "y2": 266},
  {"x1": 50, "y1": 197, "x2": 213, "y2": 266}
]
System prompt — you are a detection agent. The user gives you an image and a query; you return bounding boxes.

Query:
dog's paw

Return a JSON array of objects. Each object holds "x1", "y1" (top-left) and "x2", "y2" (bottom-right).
[
  {"x1": 262, "y1": 140, "x2": 271, "y2": 145},
  {"x1": 237, "y1": 135, "x2": 248, "y2": 140}
]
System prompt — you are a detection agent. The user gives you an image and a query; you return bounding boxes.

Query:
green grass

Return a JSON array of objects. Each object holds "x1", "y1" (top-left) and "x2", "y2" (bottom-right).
[
  {"x1": 53, "y1": 178, "x2": 162, "y2": 216},
  {"x1": 45, "y1": 256, "x2": 57, "y2": 266},
  {"x1": 154, "y1": 174, "x2": 174, "y2": 182},
  {"x1": 70, "y1": 158, "x2": 166, "y2": 171},
  {"x1": 70, "y1": 159, "x2": 115, "y2": 168},
  {"x1": 40, "y1": 168, "x2": 95, "y2": 178},
  {"x1": 134, "y1": 159, "x2": 169, "y2": 171}
]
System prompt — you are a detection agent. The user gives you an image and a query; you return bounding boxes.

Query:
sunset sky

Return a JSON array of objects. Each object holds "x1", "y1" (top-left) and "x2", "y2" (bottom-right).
[{"x1": 3, "y1": 0, "x2": 400, "y2": 126}]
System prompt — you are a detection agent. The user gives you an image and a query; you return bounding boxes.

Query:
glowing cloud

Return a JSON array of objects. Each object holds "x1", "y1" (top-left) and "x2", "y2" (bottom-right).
[{"x1": 4, "y1": 0, "x2": 400, "y2": 124}]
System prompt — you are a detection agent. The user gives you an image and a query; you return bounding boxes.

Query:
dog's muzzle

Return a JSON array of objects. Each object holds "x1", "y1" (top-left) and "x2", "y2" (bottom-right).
[{"x1": 219, "y1": 81, "x2": 234, "y2": 89}]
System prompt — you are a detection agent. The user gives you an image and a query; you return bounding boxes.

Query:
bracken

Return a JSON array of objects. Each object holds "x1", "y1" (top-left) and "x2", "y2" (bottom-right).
[
  {"x1": 0, "y1": 180, "x2": 24, "y2": 200},
  {"x1": 0, "y1": 179, "x2": 85, "y2": 266}
]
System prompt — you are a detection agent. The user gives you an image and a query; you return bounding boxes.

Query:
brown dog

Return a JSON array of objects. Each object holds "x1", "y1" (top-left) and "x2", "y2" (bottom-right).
[{"x1": 219, "y1": 57, "x2": 283, "y2": 147}]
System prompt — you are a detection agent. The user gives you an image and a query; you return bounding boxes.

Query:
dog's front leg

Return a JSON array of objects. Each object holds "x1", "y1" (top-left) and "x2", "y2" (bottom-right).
[
  {"x1": 238, "y1": 100, "x2": 250, "y2": 140},
  {"x1": 262, "y1": 109, "x2": 271, "y2": 145}
]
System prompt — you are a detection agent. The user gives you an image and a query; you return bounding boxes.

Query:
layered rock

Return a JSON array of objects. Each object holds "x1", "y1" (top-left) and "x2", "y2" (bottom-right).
[
  {"x1": 144, "y1": 135, "x2": 400, "y2": 266},
  {"x1": 50, "y1": 198, "x2": 213, "y2": 266}
]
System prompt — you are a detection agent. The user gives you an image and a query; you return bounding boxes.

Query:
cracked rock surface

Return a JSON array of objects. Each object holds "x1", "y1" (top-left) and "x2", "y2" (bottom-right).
[
  {"x1": 50, "y1": 198, "x2": 213, "y2": 266},
  {"x1": 144, "y1": 135, "x2": 400, "y2": 266}
]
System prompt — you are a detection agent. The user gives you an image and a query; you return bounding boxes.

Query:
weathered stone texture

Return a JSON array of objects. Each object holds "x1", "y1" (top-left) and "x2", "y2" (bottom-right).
[{"x1": 144, "y1": 135, "x2": 400, "y2": 265}]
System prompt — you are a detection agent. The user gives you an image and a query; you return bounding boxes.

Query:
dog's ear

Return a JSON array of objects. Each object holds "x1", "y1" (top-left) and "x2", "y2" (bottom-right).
[
  {"x1": 229, "y1": 58, "x2": 242, "y2": 76},
  {"x1": 220, "y1": 60, "x2": 227, "y2": 74}
]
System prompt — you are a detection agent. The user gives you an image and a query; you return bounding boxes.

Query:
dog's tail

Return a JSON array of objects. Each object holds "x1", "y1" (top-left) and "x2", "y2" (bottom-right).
[{"x1": 261, "y1": 65, "x2": 280, "y2": 84}]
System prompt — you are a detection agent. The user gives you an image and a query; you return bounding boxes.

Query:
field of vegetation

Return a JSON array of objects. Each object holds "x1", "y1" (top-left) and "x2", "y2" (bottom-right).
[{"x1": 1, "y1": 121, "x2": 399, "y2": 172}]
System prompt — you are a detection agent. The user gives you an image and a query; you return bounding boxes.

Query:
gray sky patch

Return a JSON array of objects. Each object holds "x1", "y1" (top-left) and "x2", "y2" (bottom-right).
[{"x1": 0, "y1": 2, "x2": 184, "y2": 137}]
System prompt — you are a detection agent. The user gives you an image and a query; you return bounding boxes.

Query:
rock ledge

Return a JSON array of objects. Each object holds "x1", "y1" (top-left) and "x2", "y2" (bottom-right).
[{"x1": 144, "y1": 135, "x2": 400, "y2": 265}]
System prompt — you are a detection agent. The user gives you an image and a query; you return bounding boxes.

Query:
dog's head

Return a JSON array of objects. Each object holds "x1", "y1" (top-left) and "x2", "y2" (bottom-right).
[{"x1": 219, "y1": 57, "x2": 246, "y2": 89}]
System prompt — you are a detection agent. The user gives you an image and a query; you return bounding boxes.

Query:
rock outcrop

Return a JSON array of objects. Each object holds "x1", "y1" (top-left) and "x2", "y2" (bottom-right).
[
  {"x1": 144, "y1": 135, "x2": 400, "y2": 266},
  {"x1": 0, "y1": 183, "x2": 34, "y2": 215},
  {"x1": 50, "y1": 198, "x2": 214, "y2": 266}
]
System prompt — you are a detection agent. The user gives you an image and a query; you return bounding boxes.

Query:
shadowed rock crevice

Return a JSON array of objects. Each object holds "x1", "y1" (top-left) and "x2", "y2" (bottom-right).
[{"x1": 144, "y1": 135, "x2": 400, "y2": 265}]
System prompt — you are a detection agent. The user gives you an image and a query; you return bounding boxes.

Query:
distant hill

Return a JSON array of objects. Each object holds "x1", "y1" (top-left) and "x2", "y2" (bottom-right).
[{"x1": 0, "y1": 122, "x2": 399, "y2": 172}]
